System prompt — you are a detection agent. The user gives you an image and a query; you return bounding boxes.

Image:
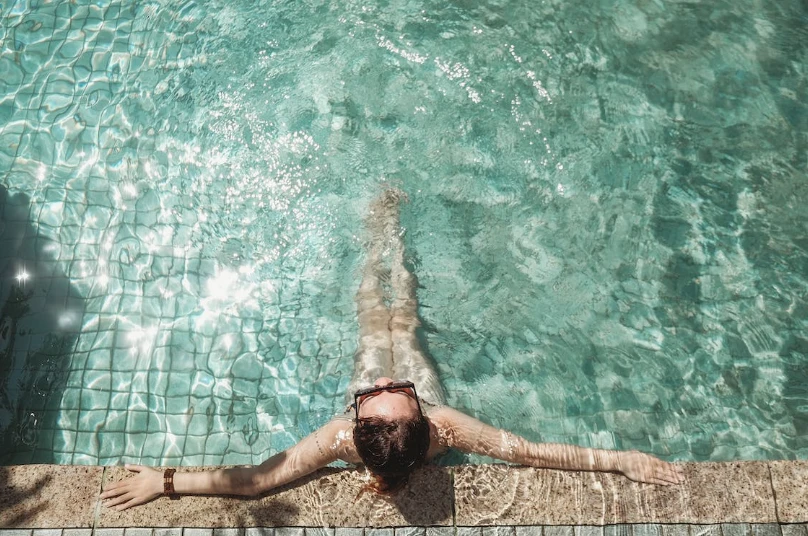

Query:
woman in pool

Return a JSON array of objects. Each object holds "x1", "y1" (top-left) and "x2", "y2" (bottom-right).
[{"x1": 101, "y1": 190, "x2": 684, "y2": 511}]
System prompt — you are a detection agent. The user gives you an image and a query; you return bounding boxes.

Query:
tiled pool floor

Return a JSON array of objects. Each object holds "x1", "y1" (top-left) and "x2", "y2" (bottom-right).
[{"x1": 1, "y1": 462, "x2": 807, "y2": 531}]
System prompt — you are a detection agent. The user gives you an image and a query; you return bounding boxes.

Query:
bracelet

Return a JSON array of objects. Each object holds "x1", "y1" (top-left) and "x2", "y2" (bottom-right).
[{"x1": 163, "y1": 468, "x2": 177, "y2": 497}]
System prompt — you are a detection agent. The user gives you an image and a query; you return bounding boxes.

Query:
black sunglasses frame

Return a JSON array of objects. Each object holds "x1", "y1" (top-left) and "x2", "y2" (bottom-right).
[{"x1": 352, "y1": 381, "x2": 422, "y2": 421}]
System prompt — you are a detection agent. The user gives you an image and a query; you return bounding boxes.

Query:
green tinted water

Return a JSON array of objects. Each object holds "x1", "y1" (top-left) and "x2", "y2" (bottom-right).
[{"x1": 0, "y1": 0, "x2": 806, "y2": 465}]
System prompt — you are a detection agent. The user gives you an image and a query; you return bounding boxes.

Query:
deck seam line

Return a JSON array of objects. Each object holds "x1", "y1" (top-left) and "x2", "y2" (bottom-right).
[
  {"x1": 93, "y1": 466, "x2": 107, "y2": 531},
  {"x1": 450, "y1": 467, "x2": 457, "y2": 530},
  {"x1": 766, "y1": 463, "x2": 779, "y2": 524}
]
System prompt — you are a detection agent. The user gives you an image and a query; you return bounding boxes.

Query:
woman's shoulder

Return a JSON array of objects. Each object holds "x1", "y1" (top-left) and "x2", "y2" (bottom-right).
[
  {"x1": 423, "y1": 404, "x2": 454, "y2": 424},
  {"x1": 324, "y1": 416, "x2": 361, "y2": 464},
  {"x1": 424, "y1": 405, "x2": 487, "y2": 450},
  {"x1": 331, "y1": 409, "x2": 353, "y2": 422}
]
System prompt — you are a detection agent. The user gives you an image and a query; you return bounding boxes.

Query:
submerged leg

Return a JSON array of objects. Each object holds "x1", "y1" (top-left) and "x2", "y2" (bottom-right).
[
  {"x1": 345, "y1": 195, "x2": 397, "y2": 401},
  {"x1": 388, "y1": 200, "x2": 446, "y2": 406}
]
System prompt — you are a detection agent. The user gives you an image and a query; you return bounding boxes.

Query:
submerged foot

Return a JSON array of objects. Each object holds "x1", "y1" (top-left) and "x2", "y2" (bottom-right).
[
  {"x1": 365, "y1": 188, "x2": 408, "y2": 254},
  {"x1": 368, "y1": 188, "x2": 408, "y2": 225}
]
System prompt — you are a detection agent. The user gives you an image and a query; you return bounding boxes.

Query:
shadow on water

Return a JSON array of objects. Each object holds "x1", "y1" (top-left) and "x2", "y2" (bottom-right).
[{"x1": 0, "y1": 184, "x2": 85, "y2": 466}]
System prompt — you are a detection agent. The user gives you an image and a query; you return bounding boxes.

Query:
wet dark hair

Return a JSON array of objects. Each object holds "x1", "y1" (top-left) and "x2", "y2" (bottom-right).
[{"x1": 353, "y1": 414, "x2": 430, "y2": 493}]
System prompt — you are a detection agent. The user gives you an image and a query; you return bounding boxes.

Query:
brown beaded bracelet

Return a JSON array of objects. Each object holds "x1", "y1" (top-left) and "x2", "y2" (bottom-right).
[{"x1": 163, "y1": 468, "x2": 177, "y2": 497}]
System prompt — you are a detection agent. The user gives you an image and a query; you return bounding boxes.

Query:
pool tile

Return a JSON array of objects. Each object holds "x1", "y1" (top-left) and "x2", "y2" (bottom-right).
[
  {"x1": 453, "y1": 462, "x2": 776, "y2": 525},
  {"x1": 60, "y1": 530, "x2": 91, "y2": 536},
  {"x1": 32, "y1": 531, "x2": 62, "y2": 536},
  {"x1": 304, "y1": 529, "x2": 333, "y2": 536},
  {"x1": 95, "y1": 530, "x2": 125, "y2": 536},
  {"x1": 483, "y1": 529, "x2": 515, "y2": 536},
  {"x1": 573, "y1": 528, "x2": 602, "y2": 536},
  {"x1": 152, "y1": 531, "x2": 181, "y2": 536},
  {"x1": 516, "y1": 528, "x2": 544, "y2": 536},
  {"x1": 333, "y1": 530, "x2": 362, "y2": 536},
  {"x1": 780, "y1": 526, "x2": 808, "y2": 536},
  {"x1": 630, "y1": 526, "x2": 661, "y2": 536},
  {"x1": 689, "y1": 527, "x2": 721, "y2": 536},
  {"x1": 722, "y1": 525, "x2": 752, "y2": 536},
  {"x1": 750, "y1": 526, "x2": 782, "y2": 536},
  {"x1": 769, "y1": 461, "x2": 808, "y2": 523},
  {"x1": 395, "y1": 529, "x2": 425, "y2": 536},
  {"x1": 212, "y1": 530, "x2": 243, "y2": 536},
  {"x1": 543, "y1": 529, "x2": 572, "y2": 536},
  {"x1": 244, "y1": 530, "x2": 274, "y2": 536},
  {"x1": 426, "y1": 529, "x2": 454, "y2": 536},
  {"x1": 0, "y1": 465, "x2": 101, "y2": 528},
  {"x1": 603, "y1": 527, "x2": 630, "y2": 536},
  {"x1": 660, "y1": 527, "x2": 688, "y2": 536},
  {"x1": 124, "y1": 529, "x2": 154, "y2": 536},
  {"x1": 183, "y1": 531, "x2": 212, "y2": 536},
  {"x1": 275, "y1": 530, "x2": 303, "y2": 536}
]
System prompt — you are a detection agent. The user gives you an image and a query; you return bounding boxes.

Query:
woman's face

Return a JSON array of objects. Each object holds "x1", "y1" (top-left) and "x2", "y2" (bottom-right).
[{"x1": 356, "y1": 377, "x2": 421, "y2": 420}]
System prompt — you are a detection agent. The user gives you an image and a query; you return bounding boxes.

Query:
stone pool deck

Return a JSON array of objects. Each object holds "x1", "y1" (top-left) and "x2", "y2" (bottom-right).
[{"x1": 1, "y1": 462, "x2": 807, "y2": 533}]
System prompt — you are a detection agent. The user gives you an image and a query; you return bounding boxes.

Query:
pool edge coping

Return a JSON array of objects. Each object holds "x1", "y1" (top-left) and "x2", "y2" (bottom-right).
[{"x1": 1, "y1": 461, "x2": 807, "y2": 528}]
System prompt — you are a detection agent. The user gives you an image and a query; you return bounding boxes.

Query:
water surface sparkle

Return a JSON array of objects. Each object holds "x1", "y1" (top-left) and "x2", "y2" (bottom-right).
[{"x1": 0, "y1": 0, "x2": 806, "y2": 465}]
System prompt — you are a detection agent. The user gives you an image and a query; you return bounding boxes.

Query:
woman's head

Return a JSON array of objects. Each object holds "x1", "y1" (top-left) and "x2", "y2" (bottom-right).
[{"x1": 352, "y1": 379, "x2": 431, "y2": 492}]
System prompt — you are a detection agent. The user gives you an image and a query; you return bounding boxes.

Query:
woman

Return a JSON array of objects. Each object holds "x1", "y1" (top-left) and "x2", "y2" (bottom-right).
[{"x1": 101, "y1": 190, "x2": 684, "y2": 511}]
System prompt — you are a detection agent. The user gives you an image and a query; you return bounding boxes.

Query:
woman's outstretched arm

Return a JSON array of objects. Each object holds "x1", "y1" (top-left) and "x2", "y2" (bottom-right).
[
  {"x1": 430, "y1": 406, "x2": 684, "y2": 485},
  {"x1": 100, "y1": 419, "x2": 353, "y2": 510}
]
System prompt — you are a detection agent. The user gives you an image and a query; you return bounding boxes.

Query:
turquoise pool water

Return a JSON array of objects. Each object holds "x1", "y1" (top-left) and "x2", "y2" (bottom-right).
[{"x1": 1, "y1": 0, "x2": 806, "y2": 466}]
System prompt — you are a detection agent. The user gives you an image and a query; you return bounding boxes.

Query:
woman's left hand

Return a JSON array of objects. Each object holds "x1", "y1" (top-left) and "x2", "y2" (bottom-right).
[{"x1": 616, "y1": 450, "x2": 685, "y2": 485}]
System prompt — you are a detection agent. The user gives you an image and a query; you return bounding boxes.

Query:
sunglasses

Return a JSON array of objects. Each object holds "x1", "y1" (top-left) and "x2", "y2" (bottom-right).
[{"x1": 352, "y1": 380, "x2": 422, "y2": 421}]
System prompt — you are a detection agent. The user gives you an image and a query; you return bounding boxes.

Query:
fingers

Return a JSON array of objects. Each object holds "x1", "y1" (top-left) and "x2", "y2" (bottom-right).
[
  {"x1": 623, "y1": 454, "x2": 685, "y2": 486},
  {"x1": 650, "y1": 462, "x2": 685, "y2": 485},
  {"x1": 99, "y1": 465, "x2": 162, "y2": 511},
  {"x1": 102, "y1": 490, "x2": 146, "y2": 511},
  {"x1": 662, "y1": 462, "x2": 685, "y2": 483},
  {"x1": 659, "y1": 473, "x2": 679, "y2": 485},
  {"x1": 100, "y1": 481, "x2": 129, "y2": 499},
  {"x1": 653, "y1": 470, "x2": 678, "y2": 485},
  {"x1": 99, "y1": 474, "x2": 138, "y2": 506},
  {"x1": 118, "y1": 496, "x2": 143, "y2": 511},
  {"x1": 636, "y1": 473, "x2": 677, "y2": 486},
  {"x1": 101, "y1": 491, "x2": 144, "y2": 511},
  {"x1": 666, "y1": 467, "x2": 684, "y2": 484},
  {"x1": 102, "y1": 491, "x2": 133, "y2": 509},
  {"x1": 100, "y1": 474, "x2": 135, "y2": 498},
  {"x1": 101, "y1": 466, "x2": 140, "y2": 498}
]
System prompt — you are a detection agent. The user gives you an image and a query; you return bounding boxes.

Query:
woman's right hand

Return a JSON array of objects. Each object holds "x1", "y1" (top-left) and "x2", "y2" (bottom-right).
[
  {"x1": 616, "y1": 450, "x2": 685, "y2": 485},
  {"x1": 100, "y1": 464, "x2": 164, "y2": 510}
]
